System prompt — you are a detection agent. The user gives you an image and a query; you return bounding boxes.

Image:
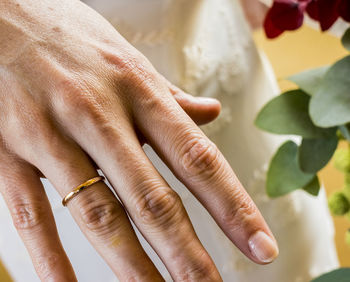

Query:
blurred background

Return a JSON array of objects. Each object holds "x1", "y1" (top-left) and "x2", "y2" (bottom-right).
[
  {"x1": 247, "y1": 0, "x2": 350, "y2": 267},
  {"x1": 253, "y1": 24, "x2": 350, "y2": 267}
]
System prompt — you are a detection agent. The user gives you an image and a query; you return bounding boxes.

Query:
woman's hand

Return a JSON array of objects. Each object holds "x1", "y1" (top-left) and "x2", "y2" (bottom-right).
[{"x1": 0, "y1": 0, "x2": 279, "y2": 281}]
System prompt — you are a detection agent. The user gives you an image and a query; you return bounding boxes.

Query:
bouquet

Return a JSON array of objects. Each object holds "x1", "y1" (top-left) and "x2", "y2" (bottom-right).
[{"x1": 256, "y1": 1, "x2": 350, "y2": 280}]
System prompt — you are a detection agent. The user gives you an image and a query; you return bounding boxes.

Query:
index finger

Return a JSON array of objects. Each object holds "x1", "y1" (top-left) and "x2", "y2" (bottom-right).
[{"x1": 131, "y1": 80, "x2": 279, "y2": 265}]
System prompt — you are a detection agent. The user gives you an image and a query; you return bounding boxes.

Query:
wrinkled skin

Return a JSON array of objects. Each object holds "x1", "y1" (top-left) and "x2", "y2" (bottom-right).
[{"x1": 0, "y1": 0, "x2": 278, "y2": 281}]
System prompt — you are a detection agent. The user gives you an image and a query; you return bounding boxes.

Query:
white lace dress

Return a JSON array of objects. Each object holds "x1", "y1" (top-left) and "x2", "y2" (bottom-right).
[{"x1": 0, "y1": 0, "x2": 339, "y2": 281}]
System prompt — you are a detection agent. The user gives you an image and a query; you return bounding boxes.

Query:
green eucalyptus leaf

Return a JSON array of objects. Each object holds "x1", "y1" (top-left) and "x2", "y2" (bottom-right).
[
  {"x1": 302, "y1": 176, "x2": 320, "y2": 196},
  {"x1": 311, "y1": 268, "x2": 350, "y2": 282},
  {"x1": 256, "y1": 90, "x2": 334, "y2": 138},
  {"x1": 339, "y1": 125, "x2": 350, "y2": 141},
  {"x1": 298, "y1": 135, "x2": 338, "y2": 174},
  {"x1": 310, "y1": 56, "x2": 350, "y2": 127},
  {"x1": 288, "y1": 66, "x2": 329, "y2": 96},
  {"x1": 267, "y1": 141, "x2": 315, "y2": 198},
  {"x1": 342, "y1": 28, "x2": 350, "y2": 51}
]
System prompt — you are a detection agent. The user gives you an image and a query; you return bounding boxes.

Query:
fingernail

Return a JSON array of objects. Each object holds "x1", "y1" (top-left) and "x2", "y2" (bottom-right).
[
  {"x1": 248, "y1": 231, "x2": 279, "y2": 263},
  {"x1": 196, "y1": 97, "x2": 218, "y2": 104}
]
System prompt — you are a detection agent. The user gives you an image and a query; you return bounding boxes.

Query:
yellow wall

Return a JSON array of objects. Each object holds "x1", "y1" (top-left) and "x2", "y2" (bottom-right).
[
  {"x1": 0, "y1": 258, "x2": 12, "y2": 282},
  {"x1": 254, "y1": 26, "x2": 350, "y2": 266}
]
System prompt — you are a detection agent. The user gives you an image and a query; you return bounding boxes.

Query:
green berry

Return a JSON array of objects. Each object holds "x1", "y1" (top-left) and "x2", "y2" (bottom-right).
[
  {"x1": 344, "y1": 186, "x2": 350, "y2": 202},
  {"x1": 346, "y1": 230, "x2": 350, "y2": 247},
  {"x1": 337, "y1": 130, "x2": 345, "y2": 140},
  {"x1": 345, "y1": 173, "x2": 350, "y2": 187},
  {"x1": 346, "y1": 211, "x2": 350, "y2": 222},
  {"x1": 334, "y1": 148, "x2": 350, "y2": 172},
  {"x1": 328, "y1": 191, "x2": 350, "y2": 215}
]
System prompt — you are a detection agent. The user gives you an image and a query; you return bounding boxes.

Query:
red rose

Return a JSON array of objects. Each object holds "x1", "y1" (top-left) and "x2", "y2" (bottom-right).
[
  {"x1": 313, "y1": 0, "x2": 341, "y2": 31},
  {"x1": 264, "y1": 0, "x2": 348, "y2": 38},
  {"x1": 264, "y1": 12, "x2": 284, "y2": 38},
  {"x1": 264, "y1": 0, "x2": 307, "y2": 38},
  {"x1": 339, "y1": 0, "x2": 350, "y2": 22},
  {"x1": 306, "y1": 0, "x2": 320, "y2": 20}
]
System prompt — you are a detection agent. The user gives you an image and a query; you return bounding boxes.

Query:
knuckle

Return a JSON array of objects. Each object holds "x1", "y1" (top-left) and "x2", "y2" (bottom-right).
[
  {"x1": 118, "y1": 56, "x2": 159, "y2": 95},
  {"x1": 5, "y1": 107, "x2": 47, "y2": 146},
  {"x1": 133, "y1": 92, "x2": 167, "y2": 115},
  {"x1": 104, "y1": 50, "x2": 143, "y2": 72},
  {"x1": 10, "y1": 115, "x2": 71, "y2": 167},
  {"x1": 63, "y1": 92, "x2": 99, "y2": 117},
  {"x1": 118, "y1": 55, "x2": 145, "y2": 74},
  {"x1": 56, "y1": 77, "x2": 87, "y2": 109},
  {"x1": 178, "y1": 255, "x2": 221, "y2": 282},
  {"x1": 80, "y1": 200, "x2": 122, "y2": 236},
  {"x1": 93, "y1": 118, "x2": 124, "y2": 146},
  {"x1": 135, "y1": 187, "x2": 182, "y2": 227},
  {"x1": 11, "y1": 202, "x2": 46, "y2": 230},
  {"x1": 35, "y1": 252, "x2": 61, "y2": 281},
  {"x1": 222, "y1": 194, "x2": 257, "y2": 229},
  {"x1": 181, "y1": 137, "x2": 220, "y2": 178},
  {"x1": 55, "y1": 77, "x2": 111, "y2": 120}
]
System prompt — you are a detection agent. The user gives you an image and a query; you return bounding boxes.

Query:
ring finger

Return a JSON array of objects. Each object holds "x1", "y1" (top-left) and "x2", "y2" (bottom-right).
[{"x1": 18, "y1": 127, "x2": 162, "y2": 281}]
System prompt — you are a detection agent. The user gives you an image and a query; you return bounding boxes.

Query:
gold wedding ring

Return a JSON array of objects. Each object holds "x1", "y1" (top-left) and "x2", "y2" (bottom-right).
[{"x1": 62, "y1": 175, "x2": 105, "y2": 207}]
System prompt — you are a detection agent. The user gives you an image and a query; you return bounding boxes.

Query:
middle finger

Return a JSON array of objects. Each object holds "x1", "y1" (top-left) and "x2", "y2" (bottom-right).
[{"x1": 128, "y1": 71, "x2": 279, "y2": 265}]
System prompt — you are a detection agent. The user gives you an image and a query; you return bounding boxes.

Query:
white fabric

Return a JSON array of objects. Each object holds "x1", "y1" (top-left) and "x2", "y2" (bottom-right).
[{"x1": 0, "y1": 0, "x2": 339, "y2": 281}]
